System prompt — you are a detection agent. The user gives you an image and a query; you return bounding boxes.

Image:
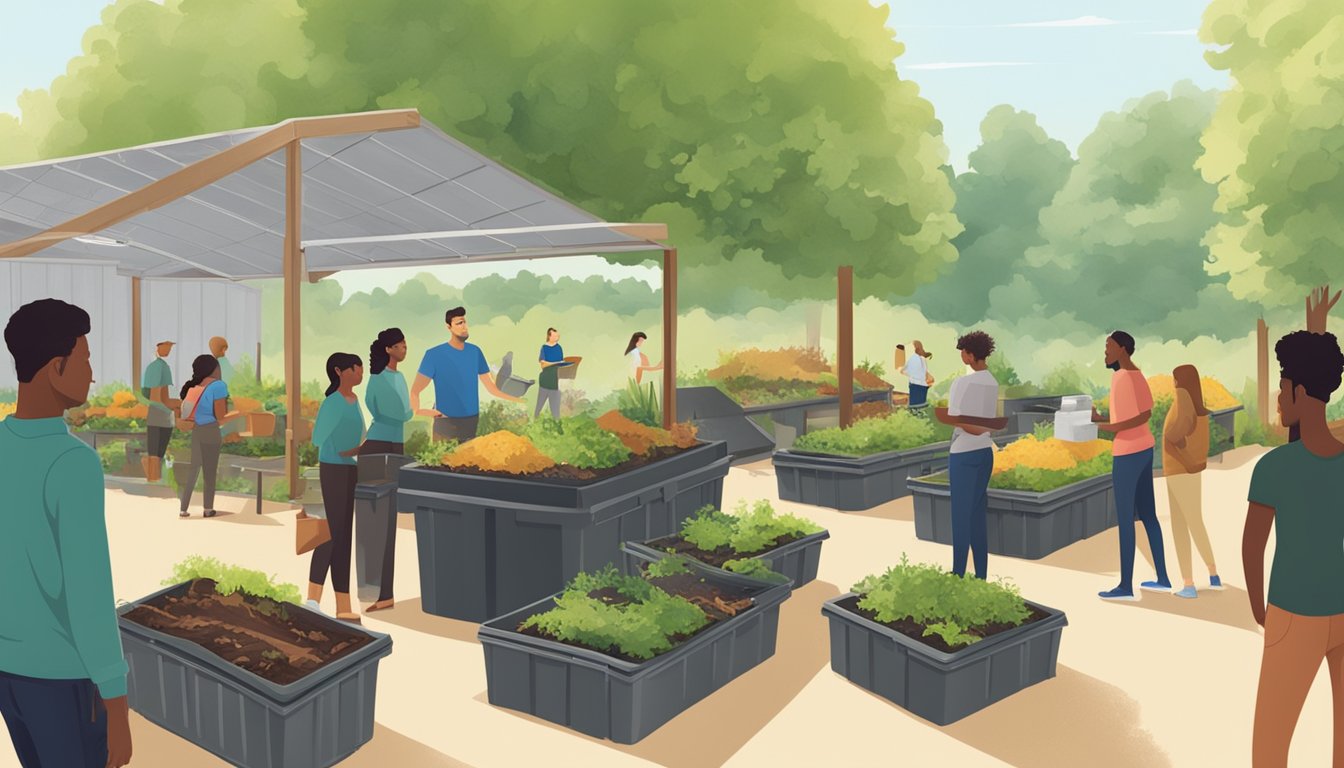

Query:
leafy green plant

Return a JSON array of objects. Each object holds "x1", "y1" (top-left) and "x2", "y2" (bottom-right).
[
  {"x1": 857, "y1": 359, "x2": 886, "y2": 379},
  {"x1": 618, "y1": 379, "x2": 661, "y2": 428},
  {"x1": 680, "y1": 500, "x2": 823, "y2": 556},
  {"x1": 264, "y1": 479, "x2": 291, "y2": 503},
  {"x1": 414, "y1": 439, "x2": 458, "y2": 466},
  {"x1": 524, "y1": 415, "x2": 631, "y2": 469},
  {"x1": 853, "y1": 556, "x2": 1030, "y2": 649},
  {"x1": 723, "y1": 558, "x2": 789, "y2": 583},
  {"x1": 404, "y1": 428, "x2": 431, "y2": 460},
  {"x1": 520, "y1": 565, "x2": 709, "y2": 660},
  {"x1": 645, "y1": 556, "x2": 692, "y2": 578},
  {"x1": 1031, "y1": 420, "x2": 1054, "y2": 441},
  {"x1": 82, "y1": 416, "x2": 143, "y2": 432},
  {"x1": 1208, "y1": 420, "x2": 1233, "y2": 456},
  {"x1": 920, "y1": 452, "x2": 1112, "y2": 493},
  {"x1": 97, "y1": 441, "x2": 129, "y2": 473},
  {"x1": 166, "y1": 555, "x2": 302, "y2": 606},
  {"x1": 791, "y1": 410, "x2": 939, "y2": 457},
  {"x1": 478, "y1": 400, "x2": 530, "y2": 435}
]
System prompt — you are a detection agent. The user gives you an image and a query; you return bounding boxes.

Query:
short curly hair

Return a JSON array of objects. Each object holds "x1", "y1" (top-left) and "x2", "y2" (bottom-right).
[
  {"x1": 1275, "y1": 330, "x2": 1344, "y2": 403},
  {"x1": 956, "y1": 331, "x2": 996, "y2": 362}
]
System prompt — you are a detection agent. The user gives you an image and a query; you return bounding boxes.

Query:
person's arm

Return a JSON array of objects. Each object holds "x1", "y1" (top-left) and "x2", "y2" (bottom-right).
[
  {"x1": 311, "y1": 398, "x2": 336, "y2": 449},
  {"x1": 49, "y1": 448, "x2": 132, "y2": 767},
  {"x1": 1243, "y1": 502, "x2": 1275, "y2": 627},
  {"x1": 480, "y1": 373, "x2": 525, "y2": 403},
  {"x1": 1166, "y1": 391, "x2": 1196, "y2": 448},
  {"x1": 411, "y1": 373, "x2": 442, "y2": 418},
  {"x1": 150, "y1": 384, "x2": 179, "y2": 411},
  {"x1": 393, "y1": 375, "x2": 414, "y2": 423}
]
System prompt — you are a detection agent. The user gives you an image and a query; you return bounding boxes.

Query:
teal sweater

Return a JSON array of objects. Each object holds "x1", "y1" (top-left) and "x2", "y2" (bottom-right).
[
  {"x1": 365, "y1": 369, "x2": 413, "y2": 444},
  {"x1": 312, "y1": 392, "x2": 365, "y2": 465},
  {"x1": 0, "y1": 417, "x2": 128, "y2": 698}
]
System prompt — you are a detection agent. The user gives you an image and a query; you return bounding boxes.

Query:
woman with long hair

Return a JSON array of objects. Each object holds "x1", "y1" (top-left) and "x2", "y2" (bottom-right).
[
  {"x1": 1163, "y1": 364, "x2": 1221, "y2": 598},
  {"x1": 625, "y1": 332, "x2": 662, "y2": 384},
  {"x1": 177, "y1": 354, "x2": 241, "y2": 518},
  {"x1": 901, "y1": 340, "x2": 934, "y2": 408},
  {"x1": 364, "y1": 328, "x2": 412, "y2": 455},
  {"x1": 306, "y1": 352, "x2": 366, "y2": 623}
]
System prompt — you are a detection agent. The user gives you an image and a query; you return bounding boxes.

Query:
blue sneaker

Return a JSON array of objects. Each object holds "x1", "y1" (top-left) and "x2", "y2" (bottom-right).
[
  {"x1": 1173, "y1": 586, "x2": 1197, "y2": 599},
  {"x1": 1140, "y1": 579, "x2": 1173, "y2": 592},
  {"x1": 1208, "y1": 576, "x2": 1225, "y2": 591},
  {"x1": 1099, "y1": 586, "x2": 1139, "y2": 601}
]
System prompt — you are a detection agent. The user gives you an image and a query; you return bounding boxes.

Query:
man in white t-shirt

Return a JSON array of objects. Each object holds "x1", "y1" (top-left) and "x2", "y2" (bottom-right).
[{"x1": 934, "y1": 331, "x2": 1001, "y2": 579}]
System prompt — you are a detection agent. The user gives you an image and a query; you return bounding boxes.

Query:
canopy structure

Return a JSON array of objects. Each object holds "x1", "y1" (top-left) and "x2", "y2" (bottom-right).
[{"x1": 0, "y1": 109, "x2": 678, "y2": 493}]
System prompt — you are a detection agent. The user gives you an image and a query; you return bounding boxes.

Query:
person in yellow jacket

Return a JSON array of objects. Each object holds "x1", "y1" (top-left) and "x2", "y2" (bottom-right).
[{"x1": 1162, "y1": 364, "x2": 1222, "y2": 599}]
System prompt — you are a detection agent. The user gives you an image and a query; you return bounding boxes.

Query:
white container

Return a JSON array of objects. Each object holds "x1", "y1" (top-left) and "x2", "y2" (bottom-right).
[{"x1": 1059, "y1": 395, "x2": 1092, "y2": 413}]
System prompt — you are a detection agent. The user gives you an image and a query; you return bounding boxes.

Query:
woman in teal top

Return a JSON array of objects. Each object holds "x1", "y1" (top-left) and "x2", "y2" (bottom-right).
[
  {"x1": 307, "y1": 352, "x2": 365, "y2": 624},
  {"x1": 363, "y1": 328, "x2": 413, "y2": 454}
]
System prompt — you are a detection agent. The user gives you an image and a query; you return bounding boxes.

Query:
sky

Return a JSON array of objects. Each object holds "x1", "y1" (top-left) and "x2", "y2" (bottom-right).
[{"x1": 0, "y1": 0, "x2": 1229, "y2": 295}]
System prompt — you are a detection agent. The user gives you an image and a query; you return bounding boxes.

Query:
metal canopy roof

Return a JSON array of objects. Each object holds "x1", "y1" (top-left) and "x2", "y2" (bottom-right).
[{"x1": 0, "y1": 110, "x2": 666, "y2": 280}]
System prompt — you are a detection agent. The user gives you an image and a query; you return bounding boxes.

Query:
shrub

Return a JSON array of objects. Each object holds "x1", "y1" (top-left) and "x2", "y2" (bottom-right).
[
  {"x1": 519, "y1": 565, "x2": 709, "y2": 660},
  {"x1": 618, "y1": 380, "x2": 660, "y2": 428},
  {"x1": 680, "y1": 500, "x2": 823, "y2": 555},
  {"x1": 404, "y1": 427, "x2": 431, "y2": 460},
  {"x1": 1031, "y1": 420, "x2": 1054, "y2": 441},
  {"x1": 791, "y1": 410, "x2": 939, "y2": 457},
  {"x1": 264, "y1": 479, "x2": 292, "y2": 503},
  {"x1": 478, "y1": 400, "x2": 529, "y2": 435},
  {"x1": 523, "y1": 415, "x2": 632, "y2": 469},
  {"x1": 166, "y1": 555, "x2": 302, "y2": 605},
  {"x1": 97, "y1": 441, "x2": 127, "y2": 473},
  {"x1": 414, "y1": 438, "x2": 458, "y2": 467},
  {"x1": 853, "y1": 556, "x2": 1030, "y2": 649}
]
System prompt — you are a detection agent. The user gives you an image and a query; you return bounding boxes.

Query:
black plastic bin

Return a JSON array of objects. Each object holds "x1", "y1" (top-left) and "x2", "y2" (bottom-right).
[
  {"x1": 620, "y1": 529, "x2": 829, "y2": 589},
  {"x1": 397, "y1": 441, "x2": 731, "y2": 623},
  {"x1": 478, "y1": 553, "x2": 792, "y2": 743},
  {"x1": 823, "y1": 593, "x2": 1067, "y2": 725},
  {"x1": 355, "y1": 454, "x2": 414, "y2": 605},
  {"x1": 118, "y1": 583, "x2": 393, "y2": 768},
  {"x1": 742, "y1": 388, "x2": 892, "y2": 445}
]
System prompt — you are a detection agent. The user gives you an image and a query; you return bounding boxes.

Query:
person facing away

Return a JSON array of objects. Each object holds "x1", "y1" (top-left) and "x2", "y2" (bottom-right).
[
  {"x1": 307, "y1": 353, "x2": 367, "y2": 624},
  {"x1": 208, "y1": 335, "x2": 235, "y2": 385},
  {"x1": 0, "y1": 298, "x2": 133, "y2": 768},
  {"x1": 626, "y1": 331, "x2": 662, "y2": 384},
  {"x1": 364, "y1": 328, "x2": 413, "y2": 455},
  {"x1": 141, "y1": 339, "x2": 180, "y2": 483},
  {"x1": 177, "y1": 354, "x2": 240, "y2": 518},
  {"x1": 1091, "y1": 330, "x2": 1171, "y2": 601},
  {"x1": 535, "y1": 327, "x2": 565, "y2": 420},
  {"x1": 410, "y1": 306, "x2": 524, "y2": 444},
  {"x1": 902, "y1": 340, "x2": 933, "y2": 408},
  {"x1": 1162, "y1": 363, "x2": 1221, "y2": 600},
  {"x1": 1243, "y1": 285, "x2": 1344, "y2": 768},
  {"x1": 934, "y1": 331, "x2": 999, "y2": 580}
]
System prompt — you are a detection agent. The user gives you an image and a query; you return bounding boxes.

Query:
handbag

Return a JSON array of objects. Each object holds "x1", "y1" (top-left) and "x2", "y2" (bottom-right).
[
  {"x1": 176, "y1": 385, "x2": 205, "y2": 431},
  {"x1": 295, "y1": 510, "x2": 331, "y2": 555}
]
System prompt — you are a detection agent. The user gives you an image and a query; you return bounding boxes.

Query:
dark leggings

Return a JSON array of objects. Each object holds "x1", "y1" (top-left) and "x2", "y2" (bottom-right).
[
  {"x1": 360, "y1": 440, "x2": 404, "y2": 455},
  {"x1": 309, "y1": 463, "x2": 358, "y2": 593}
]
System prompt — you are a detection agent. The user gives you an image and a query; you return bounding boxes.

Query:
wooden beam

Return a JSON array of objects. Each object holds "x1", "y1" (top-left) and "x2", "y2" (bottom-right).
[
  {"x1": 0, "y1": 109, "x2": 420, "y2": 261},
  {"x1": 838, "y1": 266, "x2": 854, "y2": 429},
  {"x1": 308, "y1": 270, "x2": 339, "y2": 283},
  {"x1": 131, "y1": 277, "x2": 142, "y2": 393},
  {"x1": 1257, "y1": 317, "x2": 1270, "y2": 427},
  {"x1": 302, "y1": 221, "x2": 669, "y2": 250},
  {"x1": 284, "y1": 141, "x2": 303, "y2": 498},
  {"x1": 662, "y1": 248, "x2": 678, "y2": 430}
]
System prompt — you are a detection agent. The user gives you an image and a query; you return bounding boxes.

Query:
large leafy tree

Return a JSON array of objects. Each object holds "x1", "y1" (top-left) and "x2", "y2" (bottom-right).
[
  {"x1": 1199, "y1": 0, "x2": 1344, "y2": 306},
  {"x1": 914, "y1": 106, "x2": 1073, "y2": 325},
  {"x1": 989, "y1": 82, "x2": 1246, "y2": 342}
]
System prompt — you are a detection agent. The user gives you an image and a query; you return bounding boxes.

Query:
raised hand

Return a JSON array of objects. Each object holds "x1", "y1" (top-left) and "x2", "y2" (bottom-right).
[{"x1": 1306, "y1": 284, "x2": 1340, "y2": 334}]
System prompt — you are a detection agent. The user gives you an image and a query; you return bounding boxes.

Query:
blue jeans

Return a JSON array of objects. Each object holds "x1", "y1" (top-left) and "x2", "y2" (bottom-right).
[
  {"x1": 949, "y1": 447, "x2": 994, "y2": 579},
  {"x1": 908, "y1": 383, "x2": 930, "y2": 407},
  {"x1": 0, "y1": 671, "x2": 107, "y2": 767},
  {"x1": 1113, "y1": 448, "x2": 1169, "y2": 590}
]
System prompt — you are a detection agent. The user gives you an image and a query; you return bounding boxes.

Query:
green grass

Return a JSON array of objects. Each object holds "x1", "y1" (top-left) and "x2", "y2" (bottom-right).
[
  {"x1": 853, "y1": 556, "x2": 1031, "y2": 649},
  {"x1": 617, "y1": 379, "x2": 661, "y2": 427}
]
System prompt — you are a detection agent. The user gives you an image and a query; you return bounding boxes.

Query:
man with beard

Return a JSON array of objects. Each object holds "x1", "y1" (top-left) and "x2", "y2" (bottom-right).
[
  {"x1": 1091, "y1": 330, "x2": 1172, "y2": 601},
  {"x1": 410, "y1": 306, "x2": 524, "y2": 443}
]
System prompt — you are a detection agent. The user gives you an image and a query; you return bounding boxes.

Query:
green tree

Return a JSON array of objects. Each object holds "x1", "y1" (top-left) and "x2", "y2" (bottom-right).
[
  {"x1": 915, "y1": 106, "x2": 1074, "y2": 325},
  {"x1": 991, "y1": 82, "x2": 1245, "y2": 341},
  {"x1": 1198, "y1": 0, "x2": 1344, "y2": 307}
]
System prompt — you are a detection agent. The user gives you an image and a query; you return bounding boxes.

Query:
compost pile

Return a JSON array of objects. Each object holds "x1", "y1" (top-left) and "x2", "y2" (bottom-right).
[
  {"x1": 705, "y1": 347, "x2": 892, "y2": 406},
  {"x1": 427, "y1": 411, "x2": 699, "y2": 483},
  {"x1": 123, "y1": 579, "x2": 372, "y2": 685}
]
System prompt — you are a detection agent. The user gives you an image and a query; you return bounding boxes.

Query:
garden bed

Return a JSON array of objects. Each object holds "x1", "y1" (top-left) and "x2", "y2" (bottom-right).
[
  {"x1": 478, "y1": 558, "x2": 790, "y2": 743},
  {"x1": 822, "y1": 559, "x2": 1067, "y2": 725},
  {"x1": 118, "y1": 562, "x2": 392, "y2": 768}
]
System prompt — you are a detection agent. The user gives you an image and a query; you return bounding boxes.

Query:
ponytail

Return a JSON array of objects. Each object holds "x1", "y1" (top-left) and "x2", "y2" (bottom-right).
[
  {"x1": 369, "y1": 327, "x2": 405, "y2": 376},
  {"x1": 625, "y1": 332, "x2": 647, "y2": 356},
  {"x1": 325, "y1": 352, "x2": 363, "y2": 396},
  {"x1": 180, "y1": 354, "x2": 219, "y2": 399}
]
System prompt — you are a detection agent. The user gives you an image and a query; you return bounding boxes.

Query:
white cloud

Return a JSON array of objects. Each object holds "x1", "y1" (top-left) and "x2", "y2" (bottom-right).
[
  {"x1": 1144, "y1": 29, "x2": 1199, "y2": 36},
  {"x1": 1003, "y1": 16, "x2": 1121, "y2": 28},
  {"x1": 905, "y1": 62, "x2": 1035, "y2": 71}
]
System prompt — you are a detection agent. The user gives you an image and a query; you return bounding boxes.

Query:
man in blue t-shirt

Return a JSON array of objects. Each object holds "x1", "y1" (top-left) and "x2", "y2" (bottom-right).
[{"x1": 411, "y1": 306, "x2": 524, "y2": 442}]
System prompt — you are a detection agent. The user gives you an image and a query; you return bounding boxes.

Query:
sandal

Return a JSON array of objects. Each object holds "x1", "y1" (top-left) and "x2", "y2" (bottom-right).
[
  {"x1": 204, "y1": 509, "x2": 217, "y2": 518},
  {"x1": 365, "y1": 599, "x2": 395, "y2": 612}
]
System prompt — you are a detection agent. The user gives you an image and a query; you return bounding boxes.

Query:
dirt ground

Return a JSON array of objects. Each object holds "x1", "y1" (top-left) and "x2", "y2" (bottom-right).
[{"x1": 0, "y1": 444, "x2": 1333, "y2": 767}]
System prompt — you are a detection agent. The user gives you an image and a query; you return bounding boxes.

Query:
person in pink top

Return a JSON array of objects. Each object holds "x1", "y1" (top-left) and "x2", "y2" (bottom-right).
[{"x1": 1091, "y1": 330, "x2": 1171, "y2": 601}]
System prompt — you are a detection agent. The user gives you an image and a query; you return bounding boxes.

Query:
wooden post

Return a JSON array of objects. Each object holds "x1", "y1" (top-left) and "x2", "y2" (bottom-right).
[
  {"x1": 1257, "y1": 317, "x2": 1270, "y2": 426},
  {"x1": 662, "y1": 248, "x2": 678, "y2": 430},
  {"x1": 838, "y1": 266, "x2": 854, "y2": 429},
  {"x1": 130, "y1": 277, "x2": 142, "y2": 392},
  {"x1": 256, "y1": 342, "x2": 262, "y2": 382},
  {"x1": 284, "y1": 141, "x2": 303, "y2": 497}
]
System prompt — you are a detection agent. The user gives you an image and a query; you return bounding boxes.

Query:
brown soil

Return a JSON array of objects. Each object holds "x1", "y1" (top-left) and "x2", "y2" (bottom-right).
[
  {"x1": 425, "y1": 444, "x2": 693, "y2": 484},
  {"x1": 645, "y1": 533, "x2": 802, "y2": 569},
  {"x1": 834, "y1": 595, "x2": 1048, "y2": 655},
  {"x1": 516, "y1": 573, "x2": 757, "y2": 663},
  {"x1": 123, "y1": 579, "x2": 373, "y2": 685}
]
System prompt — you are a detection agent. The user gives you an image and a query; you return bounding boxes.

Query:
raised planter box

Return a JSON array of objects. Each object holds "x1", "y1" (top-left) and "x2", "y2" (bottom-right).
[
  {"x1": 774, "y1": 434, "x2": 1019, "y2": 512},
  {"x1": 621, "y1": 530, "x2": 829, "y2": 589},
  {"x1": 743, "y1": 388, "x2": 892, "y2": 446},
  {"x1": 397, "y1": 441, "x2": 731, "y2": 623},
  {"x1": 910, "y1": 473, "x2": 1115, "y2": 559},
  {"x1": 822, "y1": 594, "x2": 1067, "y2": 725},
  {"x1": 478, "y1": 554, "x2": 791, "y2": 743},
  {"x1": 73, "y1": 429, "x2": 146, "y2": 451},
  {"x1": 118, "y1": 583, "x2": 393, "y2": 768}
]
